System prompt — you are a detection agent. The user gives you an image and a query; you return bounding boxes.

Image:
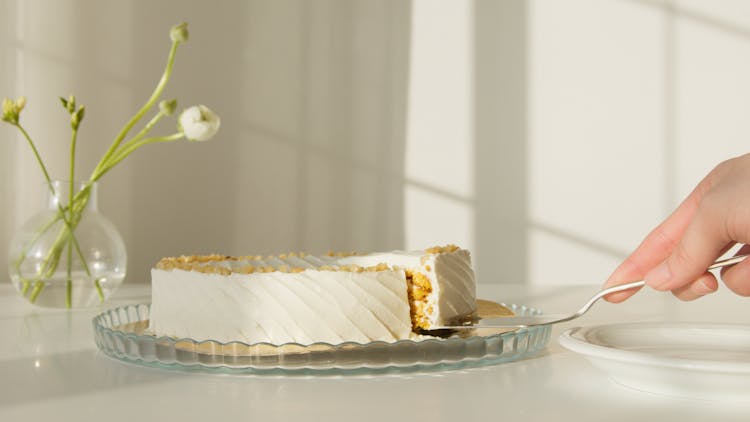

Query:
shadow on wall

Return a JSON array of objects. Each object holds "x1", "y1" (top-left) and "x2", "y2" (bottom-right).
[
  {"x1": 1, "y1": 0, "x2": 533, "y2": 286},
  {"x1": 0, "y1": 0, "x2": 413, "y2": 285},
  {"x1": 0, "y1": 0, "x2": 142, "y2": 284},
  {"x1": 473, "y1": 0, "x2": 528, "y2": 284},
  {"x1": 0, "y1": 1, "x2": 14, "y2": 286},
  {"x1": 125, "y1": 0, "x2": 413, "y2": 282}
]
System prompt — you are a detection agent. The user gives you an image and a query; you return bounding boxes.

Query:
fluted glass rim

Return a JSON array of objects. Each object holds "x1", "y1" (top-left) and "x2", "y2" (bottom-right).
[{"x1": 93, "y1": 303, "x2": 552, "y2": 375}]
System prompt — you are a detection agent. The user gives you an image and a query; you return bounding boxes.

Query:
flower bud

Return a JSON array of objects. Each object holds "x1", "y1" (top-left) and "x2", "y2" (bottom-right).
[
  {"x1": 16, "y1": 96, "x2": 26, "y2": 112},
  {"x1": 170, "y1": 22, "x2": 189, "y2": 43},
  {"x1": 1, "y1": 98, "x2": 14, "y2": 122},
  {"x1": 2, "y1": 96, "x2": 25, "y2": 124},
  {"x1": 71, "y1": 105, "x2": 85, "y2": 129},
  {"x1": 67, "y1": 95, "x2": 76, "y2": 113},
  {"x1": 179, "y1": 105, "x2": 220, "y2": 142},
  {"x1": 159, "y1": 99, "x2": 177, "y2": 116}
]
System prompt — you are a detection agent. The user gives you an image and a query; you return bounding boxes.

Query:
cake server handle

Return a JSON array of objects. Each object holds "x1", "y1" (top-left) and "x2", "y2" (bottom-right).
[{"x1": 433, "y1": 253, "x2": 748, "y2": 329}]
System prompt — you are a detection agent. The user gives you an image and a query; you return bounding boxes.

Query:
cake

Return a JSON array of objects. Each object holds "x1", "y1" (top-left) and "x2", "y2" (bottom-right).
[{"x1": 148, "y1": 245, "x2": 477, "y2": 345}]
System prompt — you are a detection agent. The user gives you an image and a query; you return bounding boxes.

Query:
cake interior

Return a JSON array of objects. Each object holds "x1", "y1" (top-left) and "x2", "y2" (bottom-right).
[{"x1": 405, "y1": 270, "x2": 433, "y2": 331}]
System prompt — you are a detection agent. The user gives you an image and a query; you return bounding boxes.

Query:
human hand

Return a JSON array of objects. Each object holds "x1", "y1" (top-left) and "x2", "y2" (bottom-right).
[{"x1": 604, "y1": 153, "x2": 750, "y2": 302}]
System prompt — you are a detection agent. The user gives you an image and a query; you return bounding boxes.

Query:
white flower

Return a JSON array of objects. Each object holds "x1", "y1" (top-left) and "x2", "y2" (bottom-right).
[
  {"x1": 170, "y1": 22, "x2": 189, "y2": 43},
  {"x1": 179, "y1": 105, "x2": 220, "y2": 142}
]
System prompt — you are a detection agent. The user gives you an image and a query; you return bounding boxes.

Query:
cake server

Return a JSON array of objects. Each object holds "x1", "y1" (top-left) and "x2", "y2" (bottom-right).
[{"x1": 434, "y1": 253, "x2": 748, "y2": 330}]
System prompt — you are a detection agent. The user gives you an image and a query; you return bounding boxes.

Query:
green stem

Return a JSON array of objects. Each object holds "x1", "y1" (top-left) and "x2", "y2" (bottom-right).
[
  {"x1": 93, "y1": 133, "x2": 183, "y2": 181},
  {"x1": 13, "y1": 123, "x2": 89, "y2": 277},
  {"x1": 69, "y1": 129, "x2": 77, "y2": 213},
  {"x1": 38, "y1": 191, "x2": 89, "y2": 277},
  {"x1": 20, "y1": 278, "x2": 30, "y2": 295},
  {"x1": 94, "y1": 279, "x2": 104, "y2": 302},
  {"x1": 13, "y1": 123, "x2": 87, "y2": 301},
  {"x1": 70, "y1": 230, "x2": 101, "y2": 302},
  {"x1": 66, "y1": 237, "x2": 73, "y2": 308},
  {"x1": 53, "y1": 130, "x2": 182, "y2": 305},
  {"x1": 45, "y1": 133, "x2": 184, "y2": 286},
  {"x1": 66, "y1": 125, "x2": 78, "y2": 308},
  {"x1": 11, "y1": 33, "x2": 185, "y2": 306},
  {"x1": 29, "y1": 281, "x2": 45, "y2": 303},
  {"x1": 27, "y1": 188, "x2": 94, "y2": 303},
  {"x1": 91, "y1": 111, "x2": 169, "y2": 179},
  {"x1": 118, "y1": 110, "x2": 168, "y2": 151},
  {"x1": 15, "y1": 124, "x2": 54, "y2": 192},
  {"x1": 94, "y1": 40, "x2": 181, "y2": 176}
]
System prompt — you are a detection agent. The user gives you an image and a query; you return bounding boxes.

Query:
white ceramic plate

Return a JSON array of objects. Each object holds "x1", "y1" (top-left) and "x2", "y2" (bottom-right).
[{"x1": 559, "y1": 322, "x2": 750, "y2": 401}]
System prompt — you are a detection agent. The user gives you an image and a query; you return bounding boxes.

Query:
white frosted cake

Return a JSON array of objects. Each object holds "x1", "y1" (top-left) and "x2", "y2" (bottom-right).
[{"x1": 148, "y1": 245, "x2": 477, "y2": 345}]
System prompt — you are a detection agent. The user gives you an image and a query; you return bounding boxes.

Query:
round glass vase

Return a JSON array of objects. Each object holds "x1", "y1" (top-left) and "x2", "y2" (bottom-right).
[{"x1": 8, "y1": 181, "x2": 126, "y2": 308}]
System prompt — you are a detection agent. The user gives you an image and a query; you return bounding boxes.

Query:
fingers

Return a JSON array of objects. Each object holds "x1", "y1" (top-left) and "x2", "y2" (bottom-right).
[
  {"x1": 603, "y1": 261, "x2": 645, "y2": 303},
  {"x1": 719, "y1": 245, "x2": 750, "y2": 296},
  {"x1": 671, "y1": 244, "x2": 750, "y2": 300},
  {"x1": 644, "y1": 196, "x2": 730, "y2": 292},
  {"x1": 670, "y1": 272, "x2": 718, "y2": 301},
  {"x1": 603, "y1": 180, "x2": 707, "y2": 303},
  {"x1": 603, "y1": 157, "x2": 750, "y2": 303}
]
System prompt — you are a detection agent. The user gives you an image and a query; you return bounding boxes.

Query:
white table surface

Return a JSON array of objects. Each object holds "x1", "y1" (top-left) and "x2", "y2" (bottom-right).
[{"x1": 0, "y1": 282, "x2": 748, "y2": 421}]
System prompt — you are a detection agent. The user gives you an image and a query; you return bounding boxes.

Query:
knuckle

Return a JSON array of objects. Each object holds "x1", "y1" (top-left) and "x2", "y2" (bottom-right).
[
  {"x1": 713, "y1": 158, "x2": 732, "y2": 174},
  {"x1": 711, "y1": 157, "x2": 738, "y2": 181},
  {"x1": 652, "y1": 225, "x2": 678, "y2": 253},
  {"x1": 724, "y1": 201, "x2": 750, "y2": 243},
  {"x1": 669, "y1": 242, "x2": 694, "y2": 272},
  {"x1": 695, "y1": 191, "x2": 725, "y2": 224},
  {"x1": 620, "y1": 257, "x2": 647, "y2": 281}
]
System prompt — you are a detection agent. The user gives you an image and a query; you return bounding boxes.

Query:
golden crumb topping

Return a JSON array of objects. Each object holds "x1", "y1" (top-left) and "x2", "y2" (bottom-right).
[
  {"x1": 326, "y1": 250, "x2": 360, "y2": 257},
  {"x1": 155, "y1": 253, "x2": 395, "y2": 276},
  {"x1": 155, "y1": 246, "x2": 460, "y2": 276},
  {"x1": 424, "y1": 244, "x2": 460, "y2": 254}
]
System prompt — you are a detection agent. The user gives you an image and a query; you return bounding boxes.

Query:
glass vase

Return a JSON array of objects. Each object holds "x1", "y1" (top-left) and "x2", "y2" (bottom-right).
[{"x1": 8, "y1": 180, "x2": 126, "y2": 308}]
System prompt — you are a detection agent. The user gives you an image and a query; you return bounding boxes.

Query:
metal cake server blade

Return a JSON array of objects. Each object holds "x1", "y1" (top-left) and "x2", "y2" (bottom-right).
[{"x1": 433, "y1": 253, "x2": 748, "y2": 330}]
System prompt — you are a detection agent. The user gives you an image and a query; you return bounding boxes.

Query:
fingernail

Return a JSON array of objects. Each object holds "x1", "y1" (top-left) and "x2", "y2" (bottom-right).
[
  {"x1": 698, "y1": 279, "x2": 715, "y2": 295},
  {"x1": 645, "y1": 263, "x2": 672, "y2": 290}
]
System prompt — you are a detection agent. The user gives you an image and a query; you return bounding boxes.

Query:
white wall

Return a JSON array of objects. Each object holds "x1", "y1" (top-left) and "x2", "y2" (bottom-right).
[
  {"x1": 0, "y1": 0, "x2": 412, "y2": 284},
  {"x1": 1, "y1": 0, "x2": 749, "y2": 286},
  {"x1": 527, "y1": 0, "x2": 750, "y2": 284}
]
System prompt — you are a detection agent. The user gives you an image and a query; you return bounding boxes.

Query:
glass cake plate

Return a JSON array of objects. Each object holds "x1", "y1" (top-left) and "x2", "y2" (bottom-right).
[{"x1": 93, "y1": 300, "x2": 551, "y2": 375}]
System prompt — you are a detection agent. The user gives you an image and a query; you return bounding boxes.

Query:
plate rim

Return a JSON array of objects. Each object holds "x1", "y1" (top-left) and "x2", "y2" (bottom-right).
[
  {"x1": 559, "y1": 321, "x2": 750, "y2": 375},
  {"x1": 92, "y1": 302, "x2": 552, "y2": 373}
]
